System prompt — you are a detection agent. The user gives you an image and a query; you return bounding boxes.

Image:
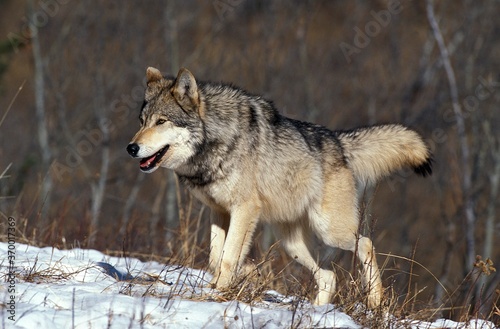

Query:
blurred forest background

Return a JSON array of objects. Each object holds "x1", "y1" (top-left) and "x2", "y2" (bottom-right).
[{"x1": 0, "y1": 0, "x2": 498, "y2": 322}]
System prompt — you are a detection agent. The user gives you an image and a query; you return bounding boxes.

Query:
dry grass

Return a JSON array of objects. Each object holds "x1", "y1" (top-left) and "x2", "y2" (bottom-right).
[
  {"x1": 1, "y1": 184, "x2": 499, "y2": 328},
  {"x1": 1, "y1": 188, "x2": 499, "y2": 328}
]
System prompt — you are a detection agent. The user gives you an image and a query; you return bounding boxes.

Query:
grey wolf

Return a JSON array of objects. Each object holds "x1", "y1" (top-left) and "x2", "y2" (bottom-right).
[{"x1": 127, "y1": 67, "x2": 432, "y2": 308}]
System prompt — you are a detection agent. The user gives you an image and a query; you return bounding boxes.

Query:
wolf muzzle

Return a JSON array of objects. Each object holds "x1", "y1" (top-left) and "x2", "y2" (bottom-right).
[{"x1": 127, "y1": 142, "x2": 171, "y2": 172}]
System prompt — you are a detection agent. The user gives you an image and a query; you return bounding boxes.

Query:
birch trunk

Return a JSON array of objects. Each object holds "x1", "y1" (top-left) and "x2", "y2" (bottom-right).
[
  {"x1": 29, "y1": 0, "x2": 53, "y2": 228},
  {"x1": 88, "y1": 73, "x2": 110, "y2": 247}
]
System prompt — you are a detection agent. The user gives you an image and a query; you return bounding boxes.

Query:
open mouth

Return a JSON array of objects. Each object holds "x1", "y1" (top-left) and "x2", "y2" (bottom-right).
[{"x1": 139, "y1": 145, "x2": 169, "y2": 172}]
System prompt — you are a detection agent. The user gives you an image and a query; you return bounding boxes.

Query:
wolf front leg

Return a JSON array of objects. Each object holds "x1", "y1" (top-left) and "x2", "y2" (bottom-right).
[
  {"x1": 209, "y1": 210, "x2": 230, "y2": 274},
  {"x1": 210, "y1": 202, "x2": 260, "y2": 288}
]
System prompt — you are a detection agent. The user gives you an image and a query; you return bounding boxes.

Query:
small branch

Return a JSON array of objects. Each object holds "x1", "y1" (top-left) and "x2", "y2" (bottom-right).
[{"x1": 0, "y1": 80, "x2": 25, "y2": 127}]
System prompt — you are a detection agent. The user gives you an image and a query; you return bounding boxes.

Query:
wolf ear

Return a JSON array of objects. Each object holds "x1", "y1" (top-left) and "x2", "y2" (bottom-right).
[
  {"x1": 172, "y1": 68, "x2": 199, "y2": 109},
  {"x1": 146, "y1": 67, "x2": 163, "y2": 85}
]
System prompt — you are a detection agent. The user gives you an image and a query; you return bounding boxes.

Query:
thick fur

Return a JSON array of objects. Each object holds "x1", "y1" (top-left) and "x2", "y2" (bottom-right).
[
  {"x1": 336, "y1": 125, "x2": 432, "y2": 184},
  {"x1": 127, "y1": 67, "x2": 433, "y2": 308}
]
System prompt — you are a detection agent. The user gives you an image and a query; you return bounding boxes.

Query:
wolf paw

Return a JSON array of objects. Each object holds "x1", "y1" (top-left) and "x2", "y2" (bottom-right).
[{"x1": 210, "y1": 272, "x2": 232, "y2": 289}]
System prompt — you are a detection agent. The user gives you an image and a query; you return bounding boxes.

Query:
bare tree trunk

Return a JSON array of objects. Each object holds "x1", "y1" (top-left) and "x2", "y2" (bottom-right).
[
  {"x1": 29, "y1": 0, "x2": 53, "y2": 229},
  {"x1": 483, "y1": 163, "x2": 498, "y2": 260},
  {"x1": 164, "y1": 1, "x2": 179, "y2": 243},
  {"x1": 424, "y1": 10, "x2": 452, "y2": 306},
  {"x1": 477, "y1": 121, "x2": 500, "y2": 308},
  {"x1": 297, "y1": 17, "x2": 317, "y2": 122},
  {"x1": 426, "y1": 0, "x2": 475, "y2": 275},
  {"x1": 427, "y1": 1, "x2": 482, "y2": 313},
  {"x1": 482, "y1": 121, "x2": 499, "y2": 262},
  {"x1": 165, "y1": 1, "x2": 179, "y2": 73},
  {"x1": 88, "y1": 73, "x2": 110, "y2": 247},
  {"x1": 150, "y1": 175, "x2": 168, "y2": 252},
  {"x1": 120, "y1": 172, "x2": 145, "y2": 237}
]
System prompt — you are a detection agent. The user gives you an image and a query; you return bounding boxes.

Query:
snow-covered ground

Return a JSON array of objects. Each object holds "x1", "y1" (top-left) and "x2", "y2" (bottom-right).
[{"x1": 0, "y1": 242, "x2": 496, "y2": 328}]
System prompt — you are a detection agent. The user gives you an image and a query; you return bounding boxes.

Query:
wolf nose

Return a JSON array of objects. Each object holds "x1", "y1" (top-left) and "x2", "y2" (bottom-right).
[{"x1": 127, "y1": 143, "x2": 140, "y2": 157}]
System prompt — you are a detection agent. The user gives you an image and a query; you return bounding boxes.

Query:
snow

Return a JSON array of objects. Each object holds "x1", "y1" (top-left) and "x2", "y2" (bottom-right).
[{"x1": 0, "y1": 243, "x2": 496, "y2": 329}]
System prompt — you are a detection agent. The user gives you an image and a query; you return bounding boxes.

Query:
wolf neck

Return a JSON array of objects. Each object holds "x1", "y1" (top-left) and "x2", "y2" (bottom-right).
[{"x1": 175, "y1": 82, "x2": 273, "y2": 188}]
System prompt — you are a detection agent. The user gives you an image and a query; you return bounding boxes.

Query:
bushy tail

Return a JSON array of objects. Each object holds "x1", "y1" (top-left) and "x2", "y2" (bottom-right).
[{"x1": 337, "y1": 124, "x2": 432, "y2": 184}]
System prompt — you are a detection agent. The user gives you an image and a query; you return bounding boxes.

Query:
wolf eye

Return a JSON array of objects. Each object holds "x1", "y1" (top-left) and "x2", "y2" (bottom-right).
[{"x1": 156, "y1": 119, "x2": 166, "y2": 125}]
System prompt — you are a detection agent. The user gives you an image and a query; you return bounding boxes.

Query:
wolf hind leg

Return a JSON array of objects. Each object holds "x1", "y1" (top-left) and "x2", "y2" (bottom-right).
[
  {"x1": 312, "y1": 217, "x2": 383, "y2": 307},
  {"x1": 276, "y1": 221, "x2": 337, "y2": 305},
  {"x1": 356, "y1": 236, "x2": 383, "y2": 308},
  {"x1": 310, "y1": 167, "x2": 383, "y2": 308},
  {"x1": 311, "y1": 215, "x2": 383, "y2": 307}
]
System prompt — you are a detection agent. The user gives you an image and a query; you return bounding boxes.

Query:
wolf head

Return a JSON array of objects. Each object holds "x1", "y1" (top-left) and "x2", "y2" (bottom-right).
[{"x1": 127, "y1": 67, "x2": 203, "y2": 173}]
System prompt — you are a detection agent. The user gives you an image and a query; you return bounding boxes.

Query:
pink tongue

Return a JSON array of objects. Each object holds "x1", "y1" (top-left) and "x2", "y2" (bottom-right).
[{"x1": 140, "y1": 154, "x2": 157, "y2": 168}]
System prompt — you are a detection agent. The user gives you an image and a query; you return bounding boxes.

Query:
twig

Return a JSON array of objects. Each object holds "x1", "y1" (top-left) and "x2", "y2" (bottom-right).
[
  {"x1": 378, "y1": 252, "x2": 449, "y2": 299},
  {"x1": 0, "y1": 80, "x2": 26, "y2": 128},
  {"x1": 0, "y1": 163, "x2": 12, "y2": 180}
]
